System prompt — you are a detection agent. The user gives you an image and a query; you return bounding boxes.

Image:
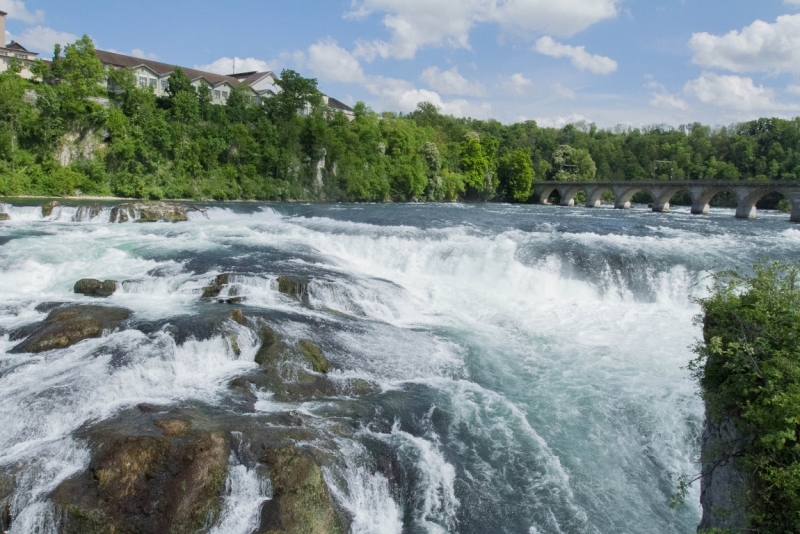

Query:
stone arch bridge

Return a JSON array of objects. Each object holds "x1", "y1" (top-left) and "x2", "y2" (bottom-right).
[{"x1": 532, "y1": 181, "x2": 800, "y2": 222}]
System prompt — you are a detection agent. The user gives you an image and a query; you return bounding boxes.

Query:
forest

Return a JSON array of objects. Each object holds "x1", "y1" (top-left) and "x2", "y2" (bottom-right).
[{"x1": 1, "y1": 35, "x2": 800, "y2": 204}]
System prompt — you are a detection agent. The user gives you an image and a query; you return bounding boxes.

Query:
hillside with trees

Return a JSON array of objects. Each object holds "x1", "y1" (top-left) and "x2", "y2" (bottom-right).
[{"x1": 2, "y1": 36, "x2": 800, "y2": 203}]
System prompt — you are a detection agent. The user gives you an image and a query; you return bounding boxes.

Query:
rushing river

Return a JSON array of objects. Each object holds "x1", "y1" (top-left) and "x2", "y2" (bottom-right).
[{"x1": 0, "y1": 200, "x2": 798, "y2": 534}]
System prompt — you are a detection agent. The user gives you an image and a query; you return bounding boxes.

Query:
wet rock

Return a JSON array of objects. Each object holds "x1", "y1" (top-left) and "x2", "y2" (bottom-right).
[
  {"x1": 54, "y1": 431, "x2": 228, "y2": 534},
  {"x1": 260, "y1": 446, "x2": 343, "y2": 534},
  {"x1": 110, "y1": 203, "x2": 187, "y2": 223},
  {"x1": 74, "y1": 278, "x2": 119, "y2": 298},
  {"x1": 0, "y1": 213, "x2": 9, "y2": 221},
  {"x1": 73, "y1": 204, "x2": 103, "y2": 222},
  {"x1": 277, "y1": 276, "x2": 310, "y2": 303},
  {"x1": 298, "y1": 340, "x2": 329, "y2": 374},
  {"x1": 255, "y1": 325, "x2": 286, "y2": 366},
  {"x1": 11, "y1": 305, "x2": 130, "y2": 354},
  {"x1": 202, "y1": 273, "x2": 232, "y2": 298},
  {"x1": 42, "y1": 201, "x2": 60, "y2": 217},
  {"x1": 155, "y1": 419, "x2": 192, "y2": 438},
  {"x1": 231, "y1": 309, "x2": 245, "y2": 325},
  {"x1": 0, "y1": 474, "x2": 13, "y2": 532},
  {"x1": 34, "y1": 301, "x2": 68, "y2": 314}
]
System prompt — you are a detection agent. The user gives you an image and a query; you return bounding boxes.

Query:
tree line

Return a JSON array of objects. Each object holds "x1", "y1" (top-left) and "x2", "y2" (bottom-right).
[{"x1": 1, "y1": 35, "x2": 800, "y2": 202}]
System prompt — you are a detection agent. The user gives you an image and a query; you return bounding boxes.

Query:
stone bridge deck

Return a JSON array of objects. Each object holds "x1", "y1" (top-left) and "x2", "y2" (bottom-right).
[{"x1": 532, "y1": 181, "x2": 800, "y2": 222}]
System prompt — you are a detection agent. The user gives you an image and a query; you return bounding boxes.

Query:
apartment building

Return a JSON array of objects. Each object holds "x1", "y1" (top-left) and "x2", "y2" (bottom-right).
[{"x1": 0, "y1": 11, "x2": 40, "y2": 79}]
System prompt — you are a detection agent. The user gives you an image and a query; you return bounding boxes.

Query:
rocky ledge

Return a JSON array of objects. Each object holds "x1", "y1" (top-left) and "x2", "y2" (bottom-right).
[
  {"x1": 10, "y1": 304, "x2": 130, "y2": 354},
  {"x1": 110, "y1": 203, "x2": 188, "y2": 223}
]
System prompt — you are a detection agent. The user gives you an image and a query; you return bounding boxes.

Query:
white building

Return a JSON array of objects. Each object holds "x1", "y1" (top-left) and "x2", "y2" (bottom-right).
[{"x1": 0, "y1": 11, "x2": 40, "y2": 80}]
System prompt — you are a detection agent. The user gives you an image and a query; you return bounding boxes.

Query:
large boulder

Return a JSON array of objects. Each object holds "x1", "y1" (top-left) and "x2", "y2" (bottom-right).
[
  {"x1": 260, "y1": 446, "x2": 344, "y2": 534},
  {"x1": 53, "y1": 429, "x2": 228, "y2": 534},
  {"x1": 299, "y1": 340, "x2": 329, "y2": 374},
  {"x1": 74, "y1": 279, "x2": 119, "y2": 298},
  {"x1": 277, "y1": 276, "x2": 310, "y2": 303},
  {"x1": 0, "y1": 213, "x2": 9, "y2": 221},
  {"x1": 11, "y1": 305, "x2": 130, "y2": 354},
  {"x1": 42, "y1": 201, "x2": 60, "y2": 217},
  {"x1": 110, "y1": 203, "x2": 187, "y2": 223}
]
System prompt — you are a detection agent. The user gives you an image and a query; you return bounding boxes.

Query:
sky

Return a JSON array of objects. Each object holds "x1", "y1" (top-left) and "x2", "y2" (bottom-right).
[{"x1": 3, "y1": 0, "x2": 800, "y2": 128}]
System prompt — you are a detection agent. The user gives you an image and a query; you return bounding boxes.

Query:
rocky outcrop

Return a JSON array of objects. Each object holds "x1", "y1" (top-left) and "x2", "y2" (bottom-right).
[
  {"x1": 54, "y1": 429, "x2": 228, "y2": 534},
  {"x1": 110, "y1": 203, "x2": 188, "y2": 223},
  {"x1": 201, "y1": 273, "x2": 246, "y2": 304},
  {"x1": 73, "y1": 204, "x2": 103, "y2": 222},
  {"x1": 260, "y1": 446, "x2": 344, "y2": 534},
  {"x1": 42, "y1": 201, "x2": 60, "y2": 217},
  {"x1": 74, "y1": 279, "x2": 119, "y2": 298},
  {"x1": 698, "y1": 412, "x2": 752, "y2": 533},
  {"x1": 299, "y1": 340, "x2": 329, "y2": 374},
  {"x1": 11, "y1": 305, "x2": 130, "y2": 354},
  {"x1": 0, "y1": 213, "x2": 9, "y2": 221},
  {"x1": 277, "y1": 276, "x2": 311, "y2": 303}
]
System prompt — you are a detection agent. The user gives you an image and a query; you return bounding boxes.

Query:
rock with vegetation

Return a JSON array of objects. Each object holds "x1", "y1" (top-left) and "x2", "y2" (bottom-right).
[
  {"x1": 41, "y1": 201, "x2": 60, "y2": 217},
  {"x1": 277, "y1": 276, "x2": 310, "y2": 303},
  {"x1": 689, "y1": 262, "x2": 800, "y2": 533},
  {"x1": 202, "y1": 274, "x2": 232, "y2": 298},
  {"x1": 53, "y1": 427, "x2": 228, "y2": 534},
  {"x1": 0, "y1": 213, "x2": 9, "y2": 221},
  {"x1": 110, "y1": 203, "x2": 187, "y2": 223},
  {"x1": 74, "y1": 278, "x2": 119, "y2": 297},
  {"x1": 298, "y1": 340, "x2": 329, "y2": 374},
  {"x1": 259, "y1": 446, "x2": 344, "y2": 534},
  {"x1": 10, "y1": 305, "x2": 130, "y2": 353}
]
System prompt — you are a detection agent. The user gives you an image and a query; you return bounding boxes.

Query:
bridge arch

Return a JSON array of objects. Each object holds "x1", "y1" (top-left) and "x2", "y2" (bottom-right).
[
  {"x1": 585, "y1": 186, "x2": 613, "y2": 208},
  {"x1": 611, "y1": 185, "x2": 646, "y2": 210},
  {"x1": 649, "y1": 186, "x2": 692, "y2": 213},
  {"x1": 534, "y1": 185, "x2": 560, "y2": 205},
  {"x1": 735, "y1": 186, "x2": 799, "y2": 220}
]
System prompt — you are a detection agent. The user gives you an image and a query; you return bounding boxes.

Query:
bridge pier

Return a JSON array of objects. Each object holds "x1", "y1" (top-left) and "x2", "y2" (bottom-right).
[
  {"x1": 614, "y1": 200, "x2": 631, "y2": 210},
  {"x1": 691, "y1": 203, "x2": 710, "y2": 215},
  {"x1": 790, "y1": 193, "x2": 800, "y2": 223},
  {"x1": 652, "y1": 202, "x2": 670, "y2": 213}
]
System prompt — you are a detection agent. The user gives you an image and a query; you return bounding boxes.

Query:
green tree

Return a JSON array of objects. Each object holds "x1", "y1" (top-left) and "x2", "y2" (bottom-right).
[
  {"x1": 553, "y1": 144, "x2": 596, "y2": 181},
  {"x1": 461, "y1": 132, "x2": 492, "y2": 199},
  {"x1": 498, "y1": 148, "x2": 535, "y2": 202}
]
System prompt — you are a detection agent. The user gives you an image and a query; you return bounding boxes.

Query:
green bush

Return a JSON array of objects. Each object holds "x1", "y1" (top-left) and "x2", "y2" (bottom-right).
[{"x1": 691, "y1": 262, "x2": 800, "y2": 533}]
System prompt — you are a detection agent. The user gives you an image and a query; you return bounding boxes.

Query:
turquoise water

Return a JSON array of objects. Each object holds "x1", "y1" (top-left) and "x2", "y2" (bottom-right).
[{"x1": 1, "y1": 201, "x2": 797, "y2": 533}]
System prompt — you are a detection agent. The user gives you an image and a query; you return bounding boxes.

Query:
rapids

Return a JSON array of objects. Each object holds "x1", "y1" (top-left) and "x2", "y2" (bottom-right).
[{"x1": 0, "y1": 200, "x2": 798, "y2": 533}]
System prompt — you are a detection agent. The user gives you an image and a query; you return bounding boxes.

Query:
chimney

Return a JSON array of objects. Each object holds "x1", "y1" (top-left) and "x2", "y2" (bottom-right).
[{"x1": 0, "y1": 11, "x2": 6, "y2": 48}]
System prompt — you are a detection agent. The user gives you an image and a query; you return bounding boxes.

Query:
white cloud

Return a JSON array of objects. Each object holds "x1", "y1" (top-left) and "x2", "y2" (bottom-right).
[
  {"x1": 535, "y1": 36, "x2": 618, "y2": 74},
  {"x1": 502, "y1": 73, "x2": 533, "y2": 95},
  {"x1": 131, "y1": 48, "x2": 157, "y2": 61},
  {"x1": 689, "y1": 14, "x2": 800, "y2": 74},
  {"x1": 420, "y1": 66, "x2": 486, "y2": 96},
  {"x1": 348, "y1": 0, "x2": 619, "y2": 60},
  {"x1": 534, "y1": 113, "x2": 590, "y2": 128},
  {"x1": 8, "y1": 26, "x2": 77, "y2": 54},
  {"x1": 0, "y1": 0, "x2": 43, "y2": 23},
  {"x1": 552, "y1": 82, "x2": 576, "y2": 99},
  {"x1": 683, "y1": 72, "x2": 796, "y2": 111},
  {"x1": 307, "y1": 39, "x2": 366, "y2": 83},
  {"x1": 788, "y1": 84, "x2": 800, "y2": 95},
  {"x1": 647, "y1": 81, "x2": 688, "y2": 110},
  {"x1": 650, "y1": 92, "x2": 688, "y2": 111},
  {"x1": 196, "y1": 56, "x2": 273, "y2": 75},
  {"x1": 303, "y1": 39, "x2": 490, "y2": 117}
]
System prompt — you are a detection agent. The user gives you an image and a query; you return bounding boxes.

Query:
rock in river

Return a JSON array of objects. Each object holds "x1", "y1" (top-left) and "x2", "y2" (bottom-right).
[
  {"x1": 110, "y1": 202, "x2": 187, "y2": 223},
  {"x1": 11, "y1": 305, "x2": 130, "y2": 354},
  {"x1": 74, "y1": 278, "x2": 119, "y2": 298}
]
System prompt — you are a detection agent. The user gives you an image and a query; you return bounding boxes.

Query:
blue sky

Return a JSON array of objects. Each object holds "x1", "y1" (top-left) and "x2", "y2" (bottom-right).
[{"x1": 3, "y1": 0, "x2": 800, "y2": 127}]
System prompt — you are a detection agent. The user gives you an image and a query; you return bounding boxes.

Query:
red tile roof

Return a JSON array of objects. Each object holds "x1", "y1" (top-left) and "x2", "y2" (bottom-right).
[{"x1": 95, "y1": 49, "x2": 241, "y2": 87}]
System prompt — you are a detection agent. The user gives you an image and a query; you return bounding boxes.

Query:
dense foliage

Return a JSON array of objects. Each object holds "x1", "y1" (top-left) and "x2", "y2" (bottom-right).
[
  {"x1": 2, "y1": 36, "x2": 800, "y2": 202},
  {"x1": 691, "y1": 262, "x2": 800, "y2": 532}
]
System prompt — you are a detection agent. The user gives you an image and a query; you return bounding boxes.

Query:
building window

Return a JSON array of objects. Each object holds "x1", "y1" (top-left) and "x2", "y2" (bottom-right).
[
  {"x1": 149, "y1": 78, "x2": 157, "y2": 87},
  {"x1": 161, "y1": 79, "x2": 169, "y2": 90},
  {"x1": 15, "y1": 54, "x2": 27, "y2": 59},
  {"x1": 221, "y1": 91, "x2": 229, "y2": 99},
  {"x1": 139, "y1": 76, "x2": 147, "y2": 87},
  {"x1": 253, "y1": 96, "x2": 261, "y2": 105},
  {"x1": 214, "y1": 90, "x2": 221, "y2": 99}
]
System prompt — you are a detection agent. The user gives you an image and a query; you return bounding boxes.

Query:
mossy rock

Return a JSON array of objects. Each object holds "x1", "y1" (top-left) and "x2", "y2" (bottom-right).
[
  {"x1": 54, "y1": 431, "x2": 228, "y2": 534},
  {"x1": 10, "y1": 305, "x2": 130, "y2": 354},
  {"x1": 42, "y1": 201, "x2": 60, "y2": 217},
  {"x1": 74, "y1": 279, "x2": 119, "y2": 298},
  {"x1": 298, "y1": 340, "x2": 329, "y2": 374},
  {"x1": 255, "y1": 325, "x2": 288, "y2": 366},
  {"x1": 260, "y1": 446, "x2": 344, "y2": 534},
  {"x1": 277, "y1": 276, "x2": 310, "y2": 303},
  {"x1": 0, "y1": 213, "x2": 9, "y2": 221}
]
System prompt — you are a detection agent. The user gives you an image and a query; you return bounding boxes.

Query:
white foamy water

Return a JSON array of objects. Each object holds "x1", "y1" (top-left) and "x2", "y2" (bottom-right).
[{"x1": 1, "y1": 201, "x2": 796, "y2": 533}]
